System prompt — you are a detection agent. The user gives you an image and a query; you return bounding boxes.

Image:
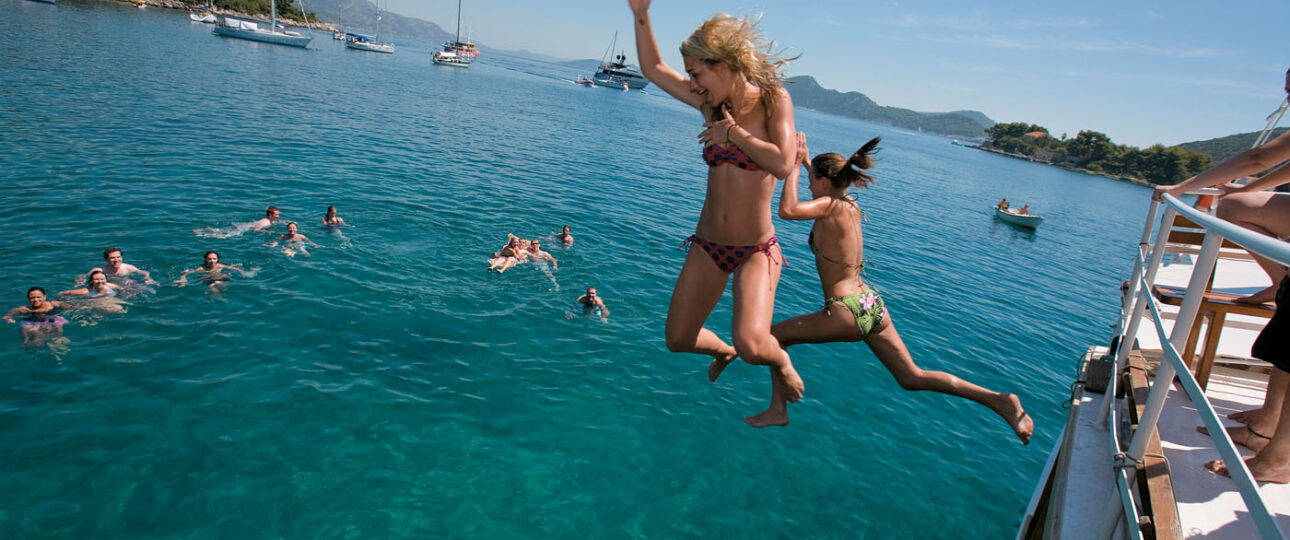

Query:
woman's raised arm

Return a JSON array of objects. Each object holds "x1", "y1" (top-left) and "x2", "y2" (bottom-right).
[{"x1": 630, "y1": 1, "x2": 702, "y2": 108}]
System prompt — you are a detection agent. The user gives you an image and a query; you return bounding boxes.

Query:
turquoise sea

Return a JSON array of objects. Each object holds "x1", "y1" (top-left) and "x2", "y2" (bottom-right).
[{"x1": 1, "y1": 2, "x2": 1155, "y2": 538}]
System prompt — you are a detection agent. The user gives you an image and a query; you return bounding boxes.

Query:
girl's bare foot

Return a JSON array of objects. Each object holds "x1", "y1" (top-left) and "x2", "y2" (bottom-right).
[
  {"x1": 1205, "y1": 455, "x2": 1290, "y2": 484},
  {"x1": 1197, "y1": 425, "x2": 1272, "y2": 452},
  {"x1": 744, "y1": 407, "x2": 788, "y2": 428},
  {"x1": 999, "y1": 394, "x2": 1033, "y2": 445},
  {"x1": 708, "y1": 352, "x2": 737, "y2": 382}
]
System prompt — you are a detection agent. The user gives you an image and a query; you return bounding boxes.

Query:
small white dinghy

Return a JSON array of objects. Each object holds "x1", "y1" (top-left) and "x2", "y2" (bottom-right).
[{"x1": 995, "y1": 207, "x2": 1044, "y2": 229}]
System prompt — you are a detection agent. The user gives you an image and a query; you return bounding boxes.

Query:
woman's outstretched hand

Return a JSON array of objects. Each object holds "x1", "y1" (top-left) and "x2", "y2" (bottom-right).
[
  {"x1": 699, "y1": 106, "x2": 737, "y2": 146},
  {"x1": 628, "y1": 0, "x2": 650, "y2": 14},
  {"x1": 796, "y1": 132, "x2": 809, "y2": 165}
]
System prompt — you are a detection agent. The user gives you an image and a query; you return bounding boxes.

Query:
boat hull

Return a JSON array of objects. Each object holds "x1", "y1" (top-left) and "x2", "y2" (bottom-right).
[
  {"x1": 190, "y1": 12, "x2": 216, "y2": 23},
  {"x1": 995, "y1": 207, "x2": 1044, "y2": 229},
  {"x1": 431, "y1": 50, "x2": 470, "y2": 67},
  {"x1": 345, "y1": 41, "x2": 394, "y2": 54},
  {"x1": 592, "y1": 73, "x2": 648, "y2": 90},
  {"x1": 213, "y1": 25, "x2": 311, "y2": 48}
]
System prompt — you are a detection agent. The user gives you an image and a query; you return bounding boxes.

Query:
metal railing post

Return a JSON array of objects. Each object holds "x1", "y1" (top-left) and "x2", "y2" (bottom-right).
[
  {"x1": 1121, "y1": 201, "x2": 1161, "y2": 324},
  {"x1": 1097, "y1": 205, "x2": 1176, "y2": 430},
  {"x1": 1126, "y1": 231, "x2": 1222, "y2": 459}
]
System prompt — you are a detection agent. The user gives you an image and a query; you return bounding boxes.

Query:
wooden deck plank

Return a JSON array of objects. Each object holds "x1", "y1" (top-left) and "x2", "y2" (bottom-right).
[{"x1": 1128, "y1": 350, "x2": 1183, "y2": 540}]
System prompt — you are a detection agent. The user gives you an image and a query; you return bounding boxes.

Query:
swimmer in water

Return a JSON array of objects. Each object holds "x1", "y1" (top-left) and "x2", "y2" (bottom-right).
[
  {"x1": 322, "y1": 205, "x2": 346, "y2": 227},
  {"x1": 176, "y1": 251, "x2": 247, "y2": 293},
  {"x1": 269, "y1": 222, "x2": 320, "y2": 256},
  {"x1": 193, "y1": 206, "x2": 280, "y2": 237},
  {"x1": 60, "y1": 270, "x2": 126, "y2": 314},
  {"x1": 4, "y1": 287, "x2": 80, "y2": 348},
  {"x1": 248, "y1": 206, "x2": 281, "y2": 231},
  {"x1": 572, "y1": 286, "x2": 609, "y2": 321},
  {"x1": 555, "y1": 225, "x2": 574, "y2": 247},
  {"x1": 78, "y1": 247, "x2": 157, "y2": 287},
  {"x1": 488, "y1": 236, "x2": 527, "y2": 273},
  {"x1": 525, "y1": 239, "x2": 558, "y2": 269}
]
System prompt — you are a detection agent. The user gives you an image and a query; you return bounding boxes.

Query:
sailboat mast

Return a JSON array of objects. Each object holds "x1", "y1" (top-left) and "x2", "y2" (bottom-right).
[
  {"x1": 270, "y1": 0, "x2": 276, "y2": 27},
  {"x1": 455, "y1": 0, "x2": 461, "y2": 43},
  {"x1": 600, "y1": 31, "x2": 617, "y2": 65}
]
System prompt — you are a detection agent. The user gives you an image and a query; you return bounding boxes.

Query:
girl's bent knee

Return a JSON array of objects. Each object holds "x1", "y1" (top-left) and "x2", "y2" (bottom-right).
[
  {"x1": 665, "y1": 332, "x2": 696, "y2": 353},
  {"x1": 734, "y1": 339, "x2": 784, "y2": 366}
]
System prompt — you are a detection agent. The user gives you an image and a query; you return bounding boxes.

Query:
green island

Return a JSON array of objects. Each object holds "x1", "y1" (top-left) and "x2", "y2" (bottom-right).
[{"x1": 980, "y1": 122, "x2": 1214, "y2": 187}]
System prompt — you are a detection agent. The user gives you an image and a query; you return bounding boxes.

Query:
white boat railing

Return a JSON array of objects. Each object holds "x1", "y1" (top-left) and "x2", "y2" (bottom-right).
[{"x1": 1098, "y1": 192, "x2": 1290, "y2": 539}]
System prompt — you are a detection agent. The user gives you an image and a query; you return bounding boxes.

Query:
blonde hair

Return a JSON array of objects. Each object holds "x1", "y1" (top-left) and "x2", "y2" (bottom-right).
[{"x1": 680, "y1": 13, "x2": 792, "y2": 116}]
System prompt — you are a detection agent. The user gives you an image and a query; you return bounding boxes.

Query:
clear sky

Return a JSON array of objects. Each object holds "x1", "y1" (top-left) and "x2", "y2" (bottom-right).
[{"x1": 384, "y1": 0, "x2": 1290, "y2": 147}]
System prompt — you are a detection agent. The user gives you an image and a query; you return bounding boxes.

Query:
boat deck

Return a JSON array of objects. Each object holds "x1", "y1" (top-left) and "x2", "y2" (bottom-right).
[
  {"x1": 1152, "y1": 362, "x2": 1290, "y2": 537},
  {"x1": 1053, "y1": 353, "x2": 1288, "y2": 538},
  {"x1": 1046, "y1": 247, "x2": 1287, "y2": 538}
]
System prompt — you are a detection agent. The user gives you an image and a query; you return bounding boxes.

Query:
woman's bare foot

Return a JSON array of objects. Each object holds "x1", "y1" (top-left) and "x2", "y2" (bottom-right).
[
  {"x1": 743, "y1": 406, "x2": 788, "y2": 428},
  {"x1": 1235, "y1": 285, "x2": 1278, "y2": 305},
  {"x1": 1205, "y1": 455, "x2": 1290, "y2": 484},
  {"x1": 777, "y1": 363, "x2": 804, "y2": 402},
  {"x1": 1229, "y1": 408, "x2": 1262, "y2": 425},
  {"x1": 1197, "y1": 425, "x2": 1272, "y2": 452},
  {"x1": 708, "y1": 352, "x2": 736, "y2": 382},
  {"x1": 998, "y1": 394, "x2": 1033, "y2": 445}
]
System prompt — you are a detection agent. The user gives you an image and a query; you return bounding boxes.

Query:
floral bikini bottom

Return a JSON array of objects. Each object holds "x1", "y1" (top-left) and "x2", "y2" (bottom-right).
[{"x1": 825, "y1": 288, "x2": 888, "y2": 340}]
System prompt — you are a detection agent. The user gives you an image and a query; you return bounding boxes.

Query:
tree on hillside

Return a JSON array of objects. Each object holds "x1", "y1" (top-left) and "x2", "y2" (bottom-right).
[
  {"x1": 1066, "y1": 130, "x2": 1117, "y2": 168},
  {"x1": 986, "y1": 122, "x2": 1043, "y2": 141}
]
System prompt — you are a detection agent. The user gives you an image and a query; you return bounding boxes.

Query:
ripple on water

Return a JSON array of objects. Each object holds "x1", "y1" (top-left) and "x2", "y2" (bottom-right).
[{"x1": 0, "y1": 4, "x2": 1152, "y2": 539}]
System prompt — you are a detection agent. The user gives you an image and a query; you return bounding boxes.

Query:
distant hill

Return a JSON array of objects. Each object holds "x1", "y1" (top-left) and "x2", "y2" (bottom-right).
[
  {"x1": 1177, "y1": 128, "x2": 1289, "y2": 164},
  {"x1": 305, "y1": 0, "x2": 454, "y2": 44},
  {"x1": 785, "y1": 76, "x2": 994, "y2": 139}
]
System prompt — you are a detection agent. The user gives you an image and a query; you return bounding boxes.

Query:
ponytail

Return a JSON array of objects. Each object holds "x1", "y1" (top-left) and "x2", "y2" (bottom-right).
[{"x1": 811, "y1": 136, "x2": 881, "y2": 189}]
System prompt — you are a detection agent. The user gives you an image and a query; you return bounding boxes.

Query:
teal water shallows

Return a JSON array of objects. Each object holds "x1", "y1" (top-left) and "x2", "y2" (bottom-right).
[{"x1": 1, "y1": 3, "x2": 1150, "y2": 538}]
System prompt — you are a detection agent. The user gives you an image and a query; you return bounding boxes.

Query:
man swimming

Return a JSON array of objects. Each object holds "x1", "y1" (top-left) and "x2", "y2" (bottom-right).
[
  {"x1": 247, "y1": 206, "x2": 281, "y2": 231},
  {"x1": 526, "y1": 239, "x2": 558, "y2": 269},
  {"x1": 555, "y1": 225, "x2": 574, "y2": 247},
  {"x1": 193, "y1": 206, "x2": 280, "y2": 238},
  {"x1": 79, "y1": 247, "x2": 158, "y2": 286},
  {"x1": 573, "y1": 287, "x2": 609, "y2": 321}
]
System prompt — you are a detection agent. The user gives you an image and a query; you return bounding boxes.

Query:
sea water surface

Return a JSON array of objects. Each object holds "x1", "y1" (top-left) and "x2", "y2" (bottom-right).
[{"x1": 1, "y1": 3, "x2": 1154, "y2": 538}]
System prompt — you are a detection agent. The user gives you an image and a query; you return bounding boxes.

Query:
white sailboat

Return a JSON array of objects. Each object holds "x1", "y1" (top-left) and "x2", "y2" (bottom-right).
[
  {"x1": 432, "y1": 0, "x2": 472, "y2": 67},
  {"x1": 344, "y1": 1, "x2": 394, "y2": 54},
  {"x1": 212, "y1": 0, "x2": 312, "y2": 48}
]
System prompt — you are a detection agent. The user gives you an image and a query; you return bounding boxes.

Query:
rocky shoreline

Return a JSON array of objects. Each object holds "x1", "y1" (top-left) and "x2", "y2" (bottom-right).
[
  {"x1": 120, "y1": 0, "x2": 339, "y2": 32},
  {"x1": 975, "y1": 146, "x2": 1153, "y2": 188}
]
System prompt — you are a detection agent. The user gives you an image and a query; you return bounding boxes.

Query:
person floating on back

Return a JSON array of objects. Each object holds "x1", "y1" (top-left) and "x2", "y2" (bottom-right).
[{"x1": 757, "y1": 133, "x2": 1034, "y2": 443}]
